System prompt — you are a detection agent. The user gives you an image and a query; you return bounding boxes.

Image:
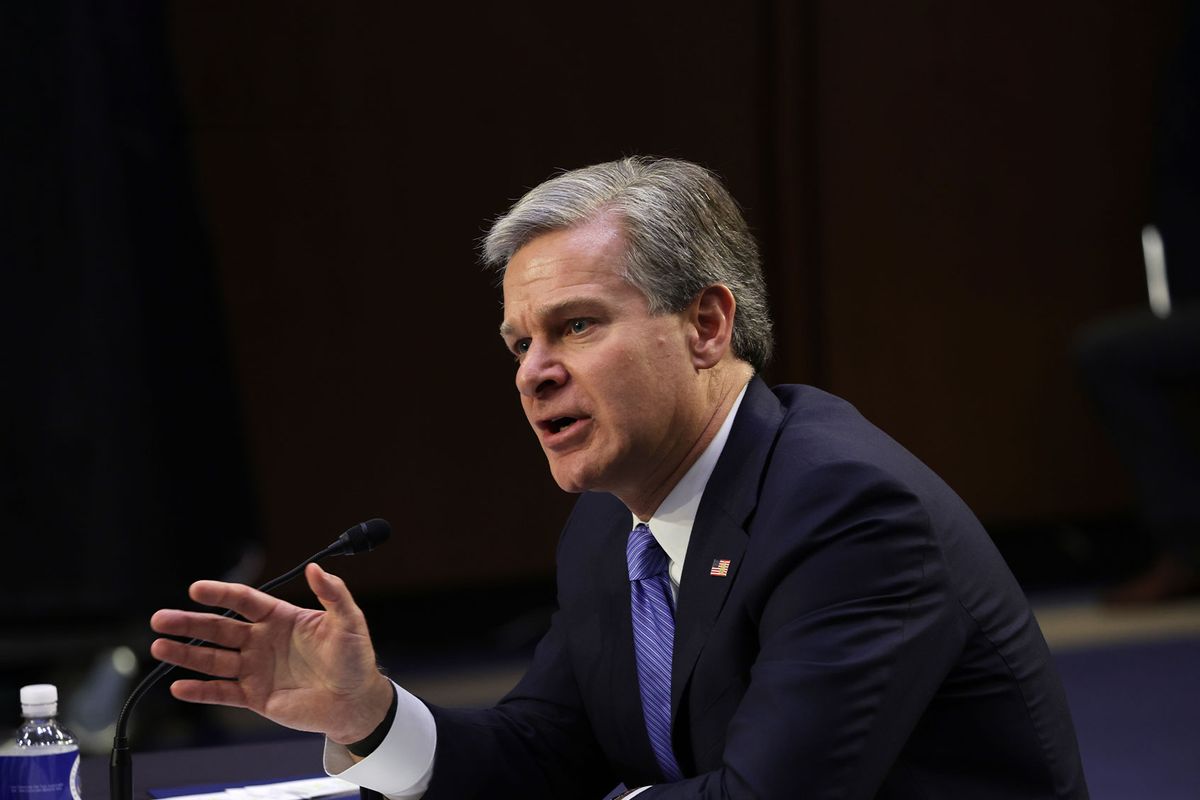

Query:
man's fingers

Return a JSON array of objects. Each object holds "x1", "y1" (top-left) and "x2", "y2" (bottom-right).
[
  {"x1": 151, "y1": 638, "x2": 241, "y2": 679},
  {"x1": 168, "y1": 678, "x2": 249, "y2": 709},
  {"x1": 150, "y1": 609, "x2": 250, "y2": 648},
  {"x1": 188, "y1": 580, "x2": 281, "y2": 623}
]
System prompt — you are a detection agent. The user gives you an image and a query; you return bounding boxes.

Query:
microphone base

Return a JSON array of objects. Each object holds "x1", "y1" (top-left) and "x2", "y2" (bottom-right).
[{"x1": 111, "y1": 738, "x2": 132, "y2": 800}]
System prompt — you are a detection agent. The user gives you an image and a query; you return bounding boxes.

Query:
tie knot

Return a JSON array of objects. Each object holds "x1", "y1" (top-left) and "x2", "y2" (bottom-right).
[{"x1": 627, "y1": 523, "x2": 669, "y2": 582}]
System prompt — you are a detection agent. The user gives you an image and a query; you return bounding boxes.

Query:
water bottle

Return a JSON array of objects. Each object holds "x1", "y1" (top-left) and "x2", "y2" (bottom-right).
[{"x1": 0, "y1": 684, "x2": 82, "y2": 800}]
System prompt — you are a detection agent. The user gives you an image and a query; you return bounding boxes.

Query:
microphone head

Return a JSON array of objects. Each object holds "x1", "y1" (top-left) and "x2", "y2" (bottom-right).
[{"x1": 336, "y1": 518, "x2": 391, "y2": 556}]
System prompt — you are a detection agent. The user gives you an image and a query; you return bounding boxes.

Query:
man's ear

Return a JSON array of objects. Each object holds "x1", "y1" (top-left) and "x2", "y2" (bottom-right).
[{"x1": 686, "y1": 285, "x2": 736, "y2": 370}]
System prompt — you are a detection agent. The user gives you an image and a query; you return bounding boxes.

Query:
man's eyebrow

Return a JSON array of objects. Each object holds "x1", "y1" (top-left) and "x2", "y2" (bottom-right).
[{"x1": 499, "y1": 297, "x2": 604, "y2": 339}]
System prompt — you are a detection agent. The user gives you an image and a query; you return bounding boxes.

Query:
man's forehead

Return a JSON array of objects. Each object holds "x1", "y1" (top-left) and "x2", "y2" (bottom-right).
[
  {"x1": 501, "y1": 252, "x2": 622, "y2": 295},
  {"x1": 507, "y1": 220, "x2": 626, "y2": 277},
  {"x1": 501, "y1": 224, "x2": 625, "y2": 287}
]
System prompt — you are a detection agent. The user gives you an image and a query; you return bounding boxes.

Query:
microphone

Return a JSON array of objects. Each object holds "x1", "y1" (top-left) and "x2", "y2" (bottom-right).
[
  {"x1": 328, "y1": 517, "x2": 391, "y2": 556},
  {"x1": 256, "y1": 518, "x2": 391, "y2": 593},
  {"x1": 110, "y1": 519, "x2": 392, "y2": 800}
]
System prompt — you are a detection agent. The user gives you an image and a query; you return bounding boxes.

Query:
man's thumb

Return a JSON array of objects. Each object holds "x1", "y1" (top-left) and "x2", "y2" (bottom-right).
[{"x1": 306, "y1": 562, "x2": 354, "y2": 614}]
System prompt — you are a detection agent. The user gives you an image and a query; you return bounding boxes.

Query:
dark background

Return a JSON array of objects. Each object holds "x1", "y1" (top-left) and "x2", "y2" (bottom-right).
[
  {"x1": 1, "y1": 0, "x2": 1190, "y2": 751},
  {"x1": 168, "y1": 0, "x2": 1180, "y2": 588}
]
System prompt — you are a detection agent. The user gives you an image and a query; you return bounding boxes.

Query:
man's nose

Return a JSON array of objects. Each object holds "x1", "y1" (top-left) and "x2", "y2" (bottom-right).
[{"x1": 516, "y1": 343, "x2": 568, "y2": 398}]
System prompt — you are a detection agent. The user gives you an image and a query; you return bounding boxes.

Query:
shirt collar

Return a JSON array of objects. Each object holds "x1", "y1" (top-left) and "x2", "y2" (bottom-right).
[{"x1": 634, "y1": 382, "x2": 749, "y2": 586}]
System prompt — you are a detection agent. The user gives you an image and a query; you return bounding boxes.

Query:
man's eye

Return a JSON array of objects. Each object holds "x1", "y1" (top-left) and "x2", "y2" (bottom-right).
[
  {"x1": 567, "y1": 319, "x2": 591, "y2": 335},
  {"x1": 513, "y1": 340, "x2": 530, "y2": 361}
]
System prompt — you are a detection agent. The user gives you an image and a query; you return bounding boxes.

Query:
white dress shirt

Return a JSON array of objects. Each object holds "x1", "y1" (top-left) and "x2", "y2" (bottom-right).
[{"x1": 326, "y1": 385, "x2": 748, "y2": 798}]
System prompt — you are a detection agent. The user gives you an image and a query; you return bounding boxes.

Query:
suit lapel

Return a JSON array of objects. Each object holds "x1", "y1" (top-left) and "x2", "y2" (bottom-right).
[
  {"x1": 601, "y1": 502, "x2": 643, "y2": 728},
  {"x1": 670, "y1": 378, "x2": 785, "y2": 724}
]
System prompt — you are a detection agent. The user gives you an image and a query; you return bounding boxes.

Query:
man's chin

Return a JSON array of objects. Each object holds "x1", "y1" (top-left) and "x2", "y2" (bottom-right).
[
  {"x1": 549, "y1": 472, "x2": 590, "y2": 495},
  {"x1": 546, "y1": 459, "x2": 597, "y2": 495}
]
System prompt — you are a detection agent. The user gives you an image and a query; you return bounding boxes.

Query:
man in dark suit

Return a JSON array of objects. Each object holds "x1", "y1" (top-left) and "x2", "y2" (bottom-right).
[{"x1": 150, "y1": 158, "x2": 1087, "y2": 798}]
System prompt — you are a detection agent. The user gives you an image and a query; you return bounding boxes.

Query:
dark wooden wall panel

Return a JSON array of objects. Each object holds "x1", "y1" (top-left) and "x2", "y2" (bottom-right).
[
  {"x1": 812, "y1": 2, "x2": 1181, "y2": 518},
  {"x1": 168, "y1": 2, "x2": 769, "y2": 590}
]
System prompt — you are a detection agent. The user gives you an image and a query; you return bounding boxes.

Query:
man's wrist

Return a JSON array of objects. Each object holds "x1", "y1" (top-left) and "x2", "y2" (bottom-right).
[{"x1": 344, "y1": 680, "x2": 399, "y2": 757}]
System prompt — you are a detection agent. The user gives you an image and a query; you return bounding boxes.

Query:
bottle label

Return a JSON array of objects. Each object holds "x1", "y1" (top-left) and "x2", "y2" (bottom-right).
[{"x1": 0, "y1": 752, "x2": 81, "y2": 800}]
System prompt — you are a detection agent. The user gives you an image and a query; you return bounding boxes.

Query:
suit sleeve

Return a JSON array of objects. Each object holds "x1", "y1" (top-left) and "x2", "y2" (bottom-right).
[
  {"x1": 418, "y1": 496, "x2": 628, "y2": 800},
  {"x1": 644, "y1": 459, "x2": 968, "y2": 799},
  {"x1": 419, "y1": 606, "x2": 618, "y2": 799}
]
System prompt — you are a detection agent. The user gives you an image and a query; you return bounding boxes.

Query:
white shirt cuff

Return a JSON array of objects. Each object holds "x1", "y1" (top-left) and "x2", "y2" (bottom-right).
[{"x1": 323, "y1": 680, "x2": 437, "y2": 799}]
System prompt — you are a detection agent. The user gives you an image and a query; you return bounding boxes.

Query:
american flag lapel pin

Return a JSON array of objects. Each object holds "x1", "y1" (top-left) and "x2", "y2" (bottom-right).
[{"x1": 710, "y1": 558, "x2": 731, "y2": 577}]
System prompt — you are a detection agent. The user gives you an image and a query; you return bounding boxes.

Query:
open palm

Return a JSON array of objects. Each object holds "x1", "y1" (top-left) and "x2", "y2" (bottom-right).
[{"x1": 150, "y1": 563, "x2": 394, "y2": 744}]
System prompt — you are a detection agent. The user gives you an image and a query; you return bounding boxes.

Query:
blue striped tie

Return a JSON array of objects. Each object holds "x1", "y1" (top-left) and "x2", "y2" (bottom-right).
[{"x1": 627, "y1": 523, "x2": 684, "y2": 782}]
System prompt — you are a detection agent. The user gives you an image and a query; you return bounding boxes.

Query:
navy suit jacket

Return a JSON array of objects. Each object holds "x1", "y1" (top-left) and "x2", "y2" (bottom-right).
[{"x1": 423, "y1": 379, "x2": 1087, "y2": 798}]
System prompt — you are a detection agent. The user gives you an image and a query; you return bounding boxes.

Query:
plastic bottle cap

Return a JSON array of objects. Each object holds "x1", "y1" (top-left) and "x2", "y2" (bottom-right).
[
  {"x1": 20, "y1": 684, "x2": 57, "y2": 705},
  {"x1": 20, "y1": 684, "x2": 58, "y2": 717}
]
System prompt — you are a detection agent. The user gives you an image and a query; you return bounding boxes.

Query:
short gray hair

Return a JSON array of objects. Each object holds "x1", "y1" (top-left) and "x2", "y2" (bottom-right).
[{"x1": 483, "y1": 157, "x2": 774, "y2": 372}]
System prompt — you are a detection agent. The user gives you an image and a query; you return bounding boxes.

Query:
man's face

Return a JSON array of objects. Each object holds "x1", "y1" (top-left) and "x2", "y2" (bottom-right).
[{"x1": 499, "y1": 217, "x2": 703, "y2": 504}]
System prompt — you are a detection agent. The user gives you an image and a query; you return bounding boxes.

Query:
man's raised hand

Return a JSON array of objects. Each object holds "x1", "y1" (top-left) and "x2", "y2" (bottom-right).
[{"x1": 149, "y1": 562, "x2": 394, "y2": 745}]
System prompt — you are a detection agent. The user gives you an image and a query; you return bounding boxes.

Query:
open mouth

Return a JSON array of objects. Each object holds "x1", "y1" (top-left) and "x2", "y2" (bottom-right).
[{"x1": 548, "y1": 416, "x2": 578, "y2": 434}]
